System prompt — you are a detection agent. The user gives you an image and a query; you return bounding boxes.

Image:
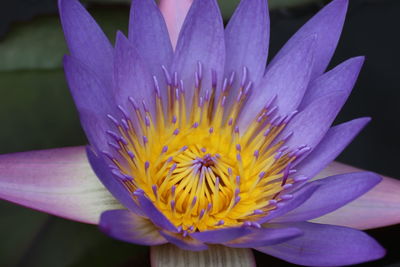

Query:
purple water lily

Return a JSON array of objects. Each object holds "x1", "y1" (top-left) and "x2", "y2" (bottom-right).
[{"x1": 1, "y1": 0, "x2": 399, "y2": 266}]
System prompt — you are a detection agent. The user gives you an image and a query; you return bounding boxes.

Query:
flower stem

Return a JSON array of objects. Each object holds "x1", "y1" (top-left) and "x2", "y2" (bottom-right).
[{"x1": 150, "y1": 244, "x2": 256, "y2": 267}]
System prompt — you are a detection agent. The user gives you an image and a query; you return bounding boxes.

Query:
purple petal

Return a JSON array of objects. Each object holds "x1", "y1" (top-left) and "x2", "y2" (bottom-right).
[
  {"x1": 58, "y1": 0, "x2": 113, "y2": 87},
  {"x1": 273, "y1": 172, "x2": 381, "y2": 222},
  {"x1": 114, "y1": 32, "x2": 155, "y2": 116},
  {"x1": 86, "y1": 147, "x2": 144, "y2": 216},
  {"x1": 239, "y1": 35, "x2": 315, "y2": 129},
  {"x1": 224, "y1": 0, "x2": 269, "y2": 100},
  {"x1": 190, "y1": 226, "x2": 253, "y2": 244},
  {"x1": 159, "y1": 231, "x2": 208, "y2": 251},
  {"x1": 299, "y1": 56, "x2": 365, "y2": 109},
  {"x1": 63, "y1": 55, "x2": 115, "y2": 151},
  {"x1": 171, "y1": 0, "x2": 225, "y2": 104},
  {"x1": 0, "y1": 146, "x2": 122, "y2": 224},
  {"x1": 268, "y1": 0, "x2": 348, "y2": 79},
  {"x1": 99, "y1": 209, "x2": 167, "y2": 245},
  {"x1": 129, "y1": 0, "x2": 173, "y2": 105},
  {"x1": 295, "y1": 117, "x2": 370, "y2": 178},
  {"x1": 136, "y1": 193, "x2": 178, "y2": 233},
  {"x1": 258, "y1": 183, "x2": 319, "y2": 223},
  {"x1": 279, "y1": 90, "x2": 349, "y2": 152},
  {"x1": 225, "y1": 227, "x2": 302, "y2": 248},
  {"x1": 256, "y1": 222, "x2": 385, "y2": 266},
  {"x1": 312, "y1": 162, "x2": 400, "y2": 230}
]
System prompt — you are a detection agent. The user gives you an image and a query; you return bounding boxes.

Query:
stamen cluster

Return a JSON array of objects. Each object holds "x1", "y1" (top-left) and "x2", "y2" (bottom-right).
[{"x1": 104, "y1": 63, "x2": 309, "y2": 233}]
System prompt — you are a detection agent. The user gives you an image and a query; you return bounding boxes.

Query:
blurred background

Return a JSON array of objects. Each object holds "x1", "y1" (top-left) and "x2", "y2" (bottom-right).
[{"x1": 0, "y1": 0, "x2": 399, "y2": 266}]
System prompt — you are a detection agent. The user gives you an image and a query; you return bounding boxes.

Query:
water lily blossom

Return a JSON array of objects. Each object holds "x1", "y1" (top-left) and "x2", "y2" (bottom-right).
[{"x1": 1, "y1": 0, "x2": 399, "y2": 266}]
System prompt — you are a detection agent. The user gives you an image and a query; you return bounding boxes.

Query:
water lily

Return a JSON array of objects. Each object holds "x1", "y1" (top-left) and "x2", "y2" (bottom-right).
[{"x1": 1, "y1": 0, "x2": 399, "y2": 266}]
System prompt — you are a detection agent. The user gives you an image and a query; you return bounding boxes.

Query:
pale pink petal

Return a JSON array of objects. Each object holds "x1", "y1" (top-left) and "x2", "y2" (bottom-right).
[
  {"x1": 312, "y1": 161, "x2": 400, "y2": 229},
  {"x1": 159, "y1": 0, "x2": 193, "y2": 49},
  {"x1": 0, "y1": 146, "x2": 122, "y2": 224}
]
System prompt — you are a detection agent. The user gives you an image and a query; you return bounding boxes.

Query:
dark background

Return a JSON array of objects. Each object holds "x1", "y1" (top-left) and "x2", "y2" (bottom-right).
[{"x1": 0, "y1": 0, "x2": 399, "y2": 266}]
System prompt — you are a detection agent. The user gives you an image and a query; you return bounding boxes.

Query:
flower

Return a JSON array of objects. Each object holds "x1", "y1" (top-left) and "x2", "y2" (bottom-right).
[{"x1": 0, "y1": 0, "x2": 399, "y2": 266}]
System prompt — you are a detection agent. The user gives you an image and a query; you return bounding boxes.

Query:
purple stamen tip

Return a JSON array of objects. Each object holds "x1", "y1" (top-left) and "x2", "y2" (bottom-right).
[
  {"x1": 234, "y1": 126, "x2": 240, "y2": 133},
  {"x1": 236, "y1": 154, "x2": 242, "y2": 161},
  {"x1": 161, "y1": 65, "x2": 172, "y2": 85},
  {"x1": 142, "y1": 136, "x2": 148, "y2": 144},
  {"x1": 170, "y1": 163, "x2": 177, "y2": 172},
  {"x1": 211, "y1": 69, "x2": 217, "y2": 88},
  {"x1": 192, "y1": 122, "x2": 199, "y2": 128},
  {"x1": 181, "y1": 145, "x2": 188, "y2": 151},
  {"x1": 236, "y1": 144, "x2": 241, "y2": 151},
  {"x1": 254, "y1": 150, "x2": 260, "y2": 158},
  {"x1": 209, "y1": 127, "x2": 214, "y2": 134},
  {"x1": 106, "y1": 114, "x2": 119, "y2": 125},
  {"x1": 162, "y1": 146, "x2": 168, "y2": 153},
  {"x1": 228, "y1": 167, "x2": 233, "y2": 175},
  {"x1": 153, "y1": 76, "x2": 161, "y2": 97},
  {"x1": 216, "y1": 220, "x2": 224, "y2": 226},
  {"x1": 172, "y1": 115, "x2": 177, "y2": 124},
  {"x1": 145, "y1": 161, "x2": 150, "y2": 170},
  {"x1": 228, "y1": 118, "x2": 233, "y2": 126},
  {"x1": 128, "y1": 151, "x2": 135, "y2": 159},
  {"x1": 133, "y1": 188, "x2": 144, "y2": 196},
  {"x1": 129, "y1": 97, "x2": 139, "y2": 110},
  {"x1": 152, "y1": 185, "x2": 158, "y2": 196},
  {"x1": 236, "y1": 175, "x2": 241, "y2": 185},
  {"x1": 142, "y1": 100, "x2": 149, "y2": 113},
  {"x1": 243, "y1": 221, "x2": 252, "y2": 227},
  {"x1": 201, "y1": 147, "x2": 206, "y2": 153},
  {"x1": 197, "y1": 61, "x2": 203, "y2": 79},
  {"x1": 173, "y1": 72, "x2": 178, "y2": 87},
  {"x1": 259, "y1": 171, "x2": 266, "y2": 178},
  {"x1": 253, "y1": 209, "x2": 263, "y2": 215},
  {"x1": 281, "y1": 194, "x2": 293, "y2": 200},
  {"x1": 173, "y1": 128, "x2": 180, "y2": 135},
  {"x1": 283, "y1": 184, "x2": 293, "y2": 190},
  {"x1": 268, "y1": 199, "x2": 278, "y2": 206}
]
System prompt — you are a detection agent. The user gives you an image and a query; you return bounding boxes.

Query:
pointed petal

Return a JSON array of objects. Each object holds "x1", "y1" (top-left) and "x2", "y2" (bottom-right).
[
  {"x1": 256, "y1": 222, "x2": 385, "y2": 266},
  {"x1": 295, "y1": 117, "x2": 370, "y2": 178},
  {"x1": 269, "y1": 0, "x2": 348, "y2": 79},
  {"x1": 63, "y1": 55, "x2": 115, "y2": 151},
  {"x1": 273, "y1": 172, "x2": 381, "y2": 222},
  {"x1": 225, "y1": 0, "x2": 269, "y2": 96},
  {"x1": 312, "y1": 162, "x2": 400, "y2": 229},
  {"x1": 190, "y1": 226, "x2": 253, "y2": 244},
  {"x1": 239, "y1": 35, "x2": 315, "y2": 129},
  {"x1": 279, "y1": 90, "x2": 349, "y2": 152},
  {"x1": 86, "y1": 147, "x2": 144, "y2": 216},
  {"x1": 0, "y1": 146, "x2": 122, "y2": 225},
  {"x1": 151, "y1": 244, "x2": 255, "y2": 267},
  {"x1": 159, "y1": 231, "x2": 208, "y2": 251},
  {"x1": 129, "y1": 0, "x2": 173, "y2": 105},
  {"x1": 225, "y1": 227, "x2": 302, "y2": 248},
  {"x1": 99, "y1": 209, "x2": 167, "y2": 245},
  {"x1": 114, "y1": 32, "x2": 155, "y2": 116},
  {"x1": 159, "y1": 0, "x2": 193, "y2": 48},
  {"x1": 58, "y1": 0, "x2": 113, "y2": 87},
  {"x1": 171, "y1": 0, "x2": 225, "y2": 104},
  {"x1": 299, "y1": 56, "x2": 365, "y2": 109}
]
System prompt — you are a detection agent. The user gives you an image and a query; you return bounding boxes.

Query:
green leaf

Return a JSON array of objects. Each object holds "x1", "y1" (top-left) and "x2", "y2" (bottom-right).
[
  {"x1": 0, "y1": 203, "x2": 147, "y2": 267},
  {"x1": 0, "y1": 7, "x2": 129, "y2": 72}
]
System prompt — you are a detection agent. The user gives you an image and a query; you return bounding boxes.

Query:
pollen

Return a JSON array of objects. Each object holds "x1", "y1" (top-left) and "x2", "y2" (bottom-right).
[{"x1": 105, "y1": 64, "x2": 308, "y2": 233}]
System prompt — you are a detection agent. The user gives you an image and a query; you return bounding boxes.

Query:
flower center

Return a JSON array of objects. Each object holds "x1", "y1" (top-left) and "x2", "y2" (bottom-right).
[{"x1": 105, "y1": 65, "x2": 308, "y2": 233}]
